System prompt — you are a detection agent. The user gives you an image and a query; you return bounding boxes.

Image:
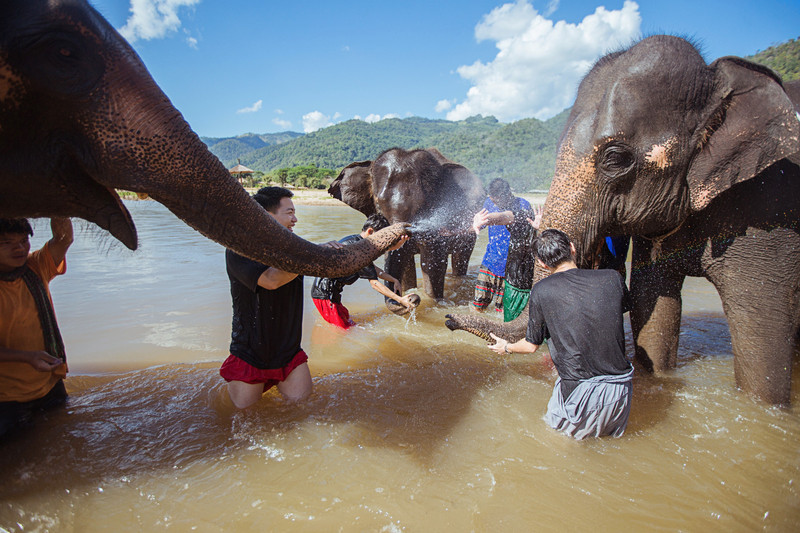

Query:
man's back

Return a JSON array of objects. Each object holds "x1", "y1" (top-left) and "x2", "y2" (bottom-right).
[{"x1": 527, "y1": 269, "x2": 631, "y2": 395}]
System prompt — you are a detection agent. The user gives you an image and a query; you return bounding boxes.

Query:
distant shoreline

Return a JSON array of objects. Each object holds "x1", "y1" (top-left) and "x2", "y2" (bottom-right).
[{"x1": 118, "y1": 187, "x2": 548, "y2": 206}]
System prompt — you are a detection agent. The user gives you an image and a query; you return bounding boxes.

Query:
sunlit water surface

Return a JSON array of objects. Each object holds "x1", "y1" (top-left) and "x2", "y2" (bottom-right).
[{"x1": 1, "y1": 201, "x2": 798, "y2": 532}]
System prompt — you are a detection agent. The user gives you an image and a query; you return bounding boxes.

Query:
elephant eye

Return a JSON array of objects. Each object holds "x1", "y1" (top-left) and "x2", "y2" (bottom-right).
[
  {"x1": 599, "y1": 145, "x2": 636, "y2": 179},
  {"x1": 14, "y1": 31, "x2": 104, "y2": 99}
]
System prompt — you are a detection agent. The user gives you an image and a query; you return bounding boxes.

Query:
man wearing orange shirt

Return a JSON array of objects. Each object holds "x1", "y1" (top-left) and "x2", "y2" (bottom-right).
[{"x1": 0, "y1": 217, "x2": 73, "y2": 438}]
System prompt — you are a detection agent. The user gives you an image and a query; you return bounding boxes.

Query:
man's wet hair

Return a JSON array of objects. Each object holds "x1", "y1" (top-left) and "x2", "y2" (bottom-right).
[
  {"x1": 0, "y1": 218, "x2": 33, "y2": 237},
  {"x1": 252, "y1": 186, "x2": 293, "y2": 213},
  {"x1": 362, "y1": 214, "x2": 390, "y2": 232},
  {"x1": 534, "y1": 228, "x2": 573, "y2": 268},
  {"x1": 487, "y1": 178, "x2": 513, "y2": 208}
]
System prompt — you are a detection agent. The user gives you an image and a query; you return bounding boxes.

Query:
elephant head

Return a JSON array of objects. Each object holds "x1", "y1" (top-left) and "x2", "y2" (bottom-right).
[
  {"x1": 330, "y1": 148, "x2": 484, "y2": 301},
  {"x1": 0, "y1": 0, "x2": 405, "y2": 277},
  {"x1": 542, "y1": 35, "x2": 799, "y2": 267}
]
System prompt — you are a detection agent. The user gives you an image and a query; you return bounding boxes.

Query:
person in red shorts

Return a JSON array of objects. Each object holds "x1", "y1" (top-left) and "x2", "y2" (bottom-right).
[
  {"x1": 311, "y1": 214, "x2": 416, "y2": 329},
  {"x1": 220, "y1": 186, "x2": 343, "y2": 409}
]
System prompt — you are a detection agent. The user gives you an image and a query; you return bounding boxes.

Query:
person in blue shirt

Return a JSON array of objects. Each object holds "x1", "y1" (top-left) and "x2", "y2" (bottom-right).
[
  {"x1": 471, "y1": 179, "x2": 515, "y2": 314},
  {"x1": 472, "y1": 179, "x2": 535, "y2": 321}
]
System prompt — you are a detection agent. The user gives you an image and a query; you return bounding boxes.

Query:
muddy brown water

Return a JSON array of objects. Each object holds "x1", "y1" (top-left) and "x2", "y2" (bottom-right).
[{"x1": 1, "y1": 201, "x2": 798, "y2": 532}]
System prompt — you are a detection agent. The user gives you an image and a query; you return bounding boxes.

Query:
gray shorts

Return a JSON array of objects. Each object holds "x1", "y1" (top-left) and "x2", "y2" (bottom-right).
[{"x1": 544, "y1": 368, "x2": 634, "y2": 440}]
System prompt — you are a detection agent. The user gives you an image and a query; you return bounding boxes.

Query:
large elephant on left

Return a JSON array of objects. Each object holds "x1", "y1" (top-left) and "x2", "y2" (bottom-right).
[
  {"x1": 330, "y1": 148, "x2": 485, "y2": 310},
  {"x1": 0, "y1": 0, "x2": 406, "y2": 278}
]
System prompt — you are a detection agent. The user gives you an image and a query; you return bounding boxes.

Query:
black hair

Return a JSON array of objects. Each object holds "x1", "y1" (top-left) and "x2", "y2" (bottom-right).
[
  {"x1": 0, "y1": 218, "x2": 33, "y2": 237},
  {"x1": 252, "y1": 186, "x2": 293, "y2": 213},
  {"x1": 487, "y1": 178, "x2": 513, "y2": 208},
  {"x1": 533, "y1": 228, "x2": 573, "y2": 268},
  {"x1": 362, "y1": 213, "x2": 390, "y2": 232}
]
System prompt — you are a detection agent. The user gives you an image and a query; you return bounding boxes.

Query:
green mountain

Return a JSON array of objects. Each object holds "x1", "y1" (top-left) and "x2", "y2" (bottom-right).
[
  {"x1": 747, "y1": 37, "x2": 800, "y2": 82},
  {"x1": 205, "y1": 114, "x2": 565, "y2": 191},
  {"x1": 201, "y1": 132, "x2": 303, "y2": 164}
]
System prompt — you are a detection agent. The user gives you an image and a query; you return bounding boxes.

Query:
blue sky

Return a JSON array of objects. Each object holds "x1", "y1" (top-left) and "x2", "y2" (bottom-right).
[{"x1": 91, "y1": 0, "x2": 800, "y2": 138}]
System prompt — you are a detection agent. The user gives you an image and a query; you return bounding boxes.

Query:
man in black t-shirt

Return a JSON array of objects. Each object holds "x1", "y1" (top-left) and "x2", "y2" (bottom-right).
[
  {"x1": 488, "y1": 229, "x2": 634, "y2": 439},
  {"x1": 311, "y1": 214, "x2": 417, "y2": 329},
  {"x1": 220, "y1": 187, "x2": 341, "y2": 409}
]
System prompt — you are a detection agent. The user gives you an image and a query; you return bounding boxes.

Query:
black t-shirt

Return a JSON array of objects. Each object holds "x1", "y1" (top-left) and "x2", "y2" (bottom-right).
[
  {"x1": 310, "y1": 234, "x2": 378, "y2": 303},
  {"x1": 526, "y1": 268, "x2": 632, "y2": 397},
  {"x1": 226, "y1": 249, "x2": 304, "y2": 369},
  {"x1": 505, "y1": 203, "x2": 535, "y2": 290}
]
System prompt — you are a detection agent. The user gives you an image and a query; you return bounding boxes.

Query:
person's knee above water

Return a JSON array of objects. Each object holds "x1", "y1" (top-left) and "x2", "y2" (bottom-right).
[
  {"x1": 0, "y1": 217, "x2": 73, "y2": 439},
  {"x1": 220, "y1": 187, "x2": 326, "y2": 409},
  {"x1": 311, "y1": 214, "x2": 417, "y2": 329},
  {"x1": 472, "y1": 178, "x2": 540, "y2": 322},
  {"x1": 487, "y1": 228, "x2": 634, "y2": 439}
]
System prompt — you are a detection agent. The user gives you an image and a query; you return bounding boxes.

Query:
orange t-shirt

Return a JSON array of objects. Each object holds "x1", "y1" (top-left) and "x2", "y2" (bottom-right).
[{"x1": 0, "y1": 242, "x2": 68, "y2": 402}]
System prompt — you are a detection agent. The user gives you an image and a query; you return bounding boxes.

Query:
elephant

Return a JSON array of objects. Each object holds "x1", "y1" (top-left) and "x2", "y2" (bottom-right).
[
  {"x1": 329, "y1": 148, "x2": 485, "y2": 311},
  {"x1": 448, "y1": 35, "x2": 800, "y2": 406},
  {"x1": 0, "y1": 0, "x2": 406, "y2": 278}
]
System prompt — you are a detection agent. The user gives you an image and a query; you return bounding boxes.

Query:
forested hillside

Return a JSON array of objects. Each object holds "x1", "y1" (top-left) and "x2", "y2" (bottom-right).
[
  {"x1": 203, "y1": 38, "x2": 798, "y2": 192},
  {"x1": 748, "y1": 37, "x2": 800, "y2": 81},
  {"x1": 206, "y1": 113, "x2": 567, "y2": 191}
]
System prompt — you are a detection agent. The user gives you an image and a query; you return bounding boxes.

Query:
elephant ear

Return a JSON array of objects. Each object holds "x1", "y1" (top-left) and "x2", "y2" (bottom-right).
[
  {"x1": 328, "y1": 160, "x2": 377, "y2": 216},
  {"x1": 687, "y1": 57, "x2": 800, "y2": 211},
  {"x1": 442, "y1": 163, "x2": 486, "y2": 210}
]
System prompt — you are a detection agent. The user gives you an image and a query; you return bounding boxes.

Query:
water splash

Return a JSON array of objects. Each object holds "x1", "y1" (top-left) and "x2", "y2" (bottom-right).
[{"x1": 404, "y1": 307, "x2": 418, "y2": 329}]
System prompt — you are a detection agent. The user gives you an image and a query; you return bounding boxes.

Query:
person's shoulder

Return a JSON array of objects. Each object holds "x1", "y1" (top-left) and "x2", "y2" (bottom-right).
[
  {"x1": 339, "y1": 234, "x2": 361, "y2": 245},
  {"x1": 517, "y1": 197, "x2": 532, "y2": 209}
]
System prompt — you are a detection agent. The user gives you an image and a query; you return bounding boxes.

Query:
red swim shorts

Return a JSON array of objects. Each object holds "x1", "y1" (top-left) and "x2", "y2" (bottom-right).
[
  {"x1": 219, "y1": 350, "x2": 308, "y2": 392},
  {"x1": 312, "y1": 298, "x2": 355, "y2": 330}
]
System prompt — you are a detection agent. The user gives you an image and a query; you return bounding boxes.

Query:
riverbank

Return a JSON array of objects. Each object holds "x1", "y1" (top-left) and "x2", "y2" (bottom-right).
[{"x1": 119, "y1": 187, "x2": 548, "y2": 206}]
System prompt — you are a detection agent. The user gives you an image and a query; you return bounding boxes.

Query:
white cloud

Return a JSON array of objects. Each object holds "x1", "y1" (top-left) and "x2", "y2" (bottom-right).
[
  {"x1": 446, "y1": 0, "x2": 641, "y2": 122},
  {"x1": 363, "y1": 113, "x2": 399, "y2": 123},
  {"x1": 236, "y1": 100, "x2": 263, "y2": 114},
  {"x1": 186, "y1": 36, "x2": 198, "y2": 49},
  {"x1": 435, "y1": 99, "x2": 454, "y2": 113},
  {"x1": 302, "y1": 111, "x2": 335, "y2": 133},
  {"x1": 272, "y1": 117, "x2": 292, "y2": 129},
  {"x1": 119, "y1": 0, "x2": 201, "y2": 43}
]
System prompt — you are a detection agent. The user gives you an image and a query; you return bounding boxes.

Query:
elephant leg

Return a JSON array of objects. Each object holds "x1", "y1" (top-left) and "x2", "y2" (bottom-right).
[
  {"x1": 705, "y1": 229, "x2": 799, "y2": 405},
  {"x1": 450, "y1": 233, "x2": 476, "y2": 277},
  {"x1": 383, "y1": 244, "x2": 418, "y2": 314},
  {"x1": 629, "y1": 238, "x2": 684, "y2": 373},
  {"x1": 384, "y1": 241, "x2": 417, "y2": 293},
  {"x1": 419, "y1": 242, "x2": 448, "y2": 300}
]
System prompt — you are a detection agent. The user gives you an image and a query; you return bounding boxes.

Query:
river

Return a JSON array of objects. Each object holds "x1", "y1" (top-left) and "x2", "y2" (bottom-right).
[{"x1": 1, "y1": 200, "x2": 798, "y2": 532}]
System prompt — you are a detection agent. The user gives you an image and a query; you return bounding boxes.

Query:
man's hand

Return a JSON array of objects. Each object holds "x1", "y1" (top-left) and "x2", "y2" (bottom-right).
[
  {"x1": 488, "y1": 333, "x2": 510, "y2": 355},
  {"x1": 321, "y1": 240, "x2": 344, "y2": 249},
  {"x1": 472, "y1": 209, "x2": 490, "y2": 235},
  {"x1": 26, "y1": 351, "x2": 64, "y2": 372},
  {"x1": 388, "y1": 234, "x2": 409, "y2": 252},
  {"x1": 527, "y1": 204, "x2": 543, "y2": 230},
  {"x1": 397, "y1": 294, "x2": 416, "y2": 310}
]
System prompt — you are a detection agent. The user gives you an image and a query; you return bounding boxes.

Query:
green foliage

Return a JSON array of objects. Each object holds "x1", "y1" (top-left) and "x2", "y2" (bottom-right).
[
  {"x1": 205, "y1": 114, "x2": 565, "y2": 191},
  {"x1": 266, "y1": 164, "x2": 337, "y2": 189},
  {"x1": 747, "y1": 37, "x2": 800, "y2": 81}
]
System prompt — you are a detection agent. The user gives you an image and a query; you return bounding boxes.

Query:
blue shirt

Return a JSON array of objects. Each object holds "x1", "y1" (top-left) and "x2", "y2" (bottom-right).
[{"x1": 481, "y1": 196, "x2": 531, "y2": 276}]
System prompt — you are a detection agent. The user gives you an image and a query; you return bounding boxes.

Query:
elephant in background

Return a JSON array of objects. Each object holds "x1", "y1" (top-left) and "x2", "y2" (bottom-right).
[
  {"x1": 450, "y1": 35, "x2": 800, "y2": 406},
  {"x1": 329, "y1": 148, "x2": 485, "y2": 311},
  {"x1": 0, "y1": 0, "x2": 405, "y2": 278}
]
